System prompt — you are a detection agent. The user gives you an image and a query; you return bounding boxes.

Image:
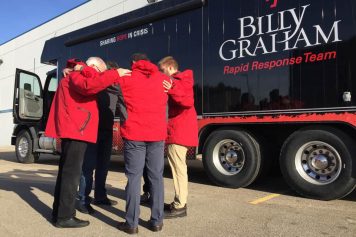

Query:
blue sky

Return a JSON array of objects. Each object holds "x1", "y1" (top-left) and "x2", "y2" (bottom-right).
[{"x1": 0, "y1": 0, "x2": 88, "y2": 45}]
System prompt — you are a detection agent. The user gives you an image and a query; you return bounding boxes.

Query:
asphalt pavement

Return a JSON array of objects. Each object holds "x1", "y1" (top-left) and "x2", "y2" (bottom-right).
[{"x1": 0, "y1": 146, "x2": 355, "y2": 237}]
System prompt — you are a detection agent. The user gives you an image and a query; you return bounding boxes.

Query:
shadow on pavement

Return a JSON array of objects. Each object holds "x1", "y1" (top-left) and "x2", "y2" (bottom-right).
[
  {"x1": 0, "y1": 168, "x2": 55, "y2": 223},
  {"x1": 1, "y1": 150, "x2": 355, "y2": 207},
  {"x1": 0, "y1": 156, "x2": 129, "y2": 228},
  {"x1": 0, "y1": 166, "x2": 130, "y2": 228},
  {"x1": 34, "y1": 153, "x2": 213, "y2": 187}
]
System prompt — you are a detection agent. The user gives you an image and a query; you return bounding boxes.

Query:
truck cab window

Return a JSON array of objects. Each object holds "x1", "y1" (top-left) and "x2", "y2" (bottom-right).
[
  {"x1": 19, "y1": 73, "x2": 41, "y2": 97},
  {"x1": 48, "y1": 76, "x2": 58, "y2": 92}
]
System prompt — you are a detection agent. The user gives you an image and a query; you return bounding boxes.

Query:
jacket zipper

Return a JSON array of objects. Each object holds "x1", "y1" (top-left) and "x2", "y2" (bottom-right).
[{"x1": 77, "y1": 107, "x2": 91, "y2": 135}]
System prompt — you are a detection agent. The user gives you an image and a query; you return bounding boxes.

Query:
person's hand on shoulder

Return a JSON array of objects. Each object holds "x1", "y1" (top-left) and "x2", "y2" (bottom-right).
[
  {"x1": 163, "y1": 78, "x2": 173, "y2": 92},
  {"x1": 74, "y1": 64, "x2": 84, "y2": 71},
  {"x1": 117, "y1": 68, "x2": 132, "y2": 77},
  {"x1": 62, "y1": 68, "x2": 73, "y2": 77}
]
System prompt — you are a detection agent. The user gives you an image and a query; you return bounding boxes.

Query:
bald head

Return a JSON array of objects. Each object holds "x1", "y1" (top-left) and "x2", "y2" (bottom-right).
[{"x1": 86, "y1": 57, "x2": 107, "y2": 72}]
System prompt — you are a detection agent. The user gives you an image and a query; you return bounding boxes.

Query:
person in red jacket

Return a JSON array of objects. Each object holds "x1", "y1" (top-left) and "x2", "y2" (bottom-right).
[
  {"x1": 45, "y1": 57, "x2": 130, "y2": 228},
  {"x1": 158, "y1": 56, "x2": 198, "y2": 218},
  {"x1": 116, "y1": 53, "x2": 170, "y2": 234}
]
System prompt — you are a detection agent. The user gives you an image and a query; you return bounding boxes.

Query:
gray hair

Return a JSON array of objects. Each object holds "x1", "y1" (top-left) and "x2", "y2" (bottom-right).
[{"x1": 86, "y1": 57, "x2": 107, "y2": 70}]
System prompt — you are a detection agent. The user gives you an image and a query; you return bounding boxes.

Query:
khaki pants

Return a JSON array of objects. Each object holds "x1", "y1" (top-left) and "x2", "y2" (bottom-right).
[{"x1": 167, "y1": 144, "x2": 188, "y2": 209}]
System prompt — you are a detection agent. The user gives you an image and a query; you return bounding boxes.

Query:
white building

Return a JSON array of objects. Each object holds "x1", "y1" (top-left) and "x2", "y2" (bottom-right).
[{"x1": 0, "y1": 0, "x2": 150, "y2": 146}]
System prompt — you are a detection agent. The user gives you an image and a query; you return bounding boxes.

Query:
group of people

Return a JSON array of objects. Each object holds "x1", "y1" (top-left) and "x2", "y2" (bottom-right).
[{"x1": 44, "y1": 53, "x2": 198, "y2": 234}]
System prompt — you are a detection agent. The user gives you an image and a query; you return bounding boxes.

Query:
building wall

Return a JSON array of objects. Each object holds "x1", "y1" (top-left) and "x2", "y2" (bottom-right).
[{"x1": 0, "y1": 0, "x2": 149, "y2": 146}]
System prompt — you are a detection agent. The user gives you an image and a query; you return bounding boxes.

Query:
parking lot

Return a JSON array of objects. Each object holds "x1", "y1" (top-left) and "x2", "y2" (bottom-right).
[{"x1": 0, "y1": 146, "x2": 355, "y2": 237}]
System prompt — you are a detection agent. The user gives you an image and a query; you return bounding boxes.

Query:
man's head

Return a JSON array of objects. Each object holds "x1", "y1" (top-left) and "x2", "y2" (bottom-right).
[
  {"x1": 130, "y1": 53, "x2": 149, "y2": 65},
  {"x1": 158, "y1": 56, "x2": 178, "y2": 76},
  {"x1": 86, "y1": 57, "x2": 107, "y2": 72}
]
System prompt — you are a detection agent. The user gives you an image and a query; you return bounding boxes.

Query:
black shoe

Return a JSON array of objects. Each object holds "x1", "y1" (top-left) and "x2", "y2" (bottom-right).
[
  {"x1": 148, "y1": 222, "x2": 163, "y2": 232},
  {"x1": 140, "y1": 192, "x2": 151, "y2": 204},
  {"x1": 93, "y1": 198, "x2": 118, "y2": 206},
  {"x1": 164, "y1": 204, "x2": 187, "y2": 219},
  {"x1": 51, "y1": 215, "x2": 57, "y2": 223},
  {"x1": 55, "y1": 217, "x2": 89, "y2": 228},
  {"x1": 117, "y1": 222, "x2": 138, "y2": 234},
  {"x1": 164, "y1": 202, "x2": 172, "y2": 211},
  {"x1": 76, "y1": 202, "x2": 95, "y2": 214}
]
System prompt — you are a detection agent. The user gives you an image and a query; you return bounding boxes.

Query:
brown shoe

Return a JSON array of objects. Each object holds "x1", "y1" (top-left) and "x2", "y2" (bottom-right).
[
  {"x1": 164, "y1": 204, "x2": 187, "y2": 219},
  {"x1": 117, "y1": 222, "x2": 138, "y2": 234},
  {"x1": 148, "y1": 222, "x2": 163, "y2": 232}
]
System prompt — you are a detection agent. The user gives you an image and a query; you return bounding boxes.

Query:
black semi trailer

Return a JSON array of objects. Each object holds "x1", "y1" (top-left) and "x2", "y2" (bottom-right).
[{"x1": 12, "y1": 0, "x2": 356, "y2": 200}]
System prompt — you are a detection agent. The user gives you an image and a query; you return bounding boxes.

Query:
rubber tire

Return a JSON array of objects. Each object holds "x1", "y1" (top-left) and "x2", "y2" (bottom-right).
[
  {"x1": 202, "y1": 129, "x2": 261, "y2": 188},
  {"x1": 15, "y1": 130, "x2": 39, "y2": 164},
  {"x1": 280, "y1": 126, "x2": 356, "y2": 200}
]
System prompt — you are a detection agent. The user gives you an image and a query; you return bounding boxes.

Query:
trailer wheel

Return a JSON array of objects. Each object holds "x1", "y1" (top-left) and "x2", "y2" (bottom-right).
[
  {"x1": 202, "y1": 129, "x2": 261, "y2": 188},
  {"x1": 15, "y1": 130, "x2": 39, "y2": 163},
  {"x1": 280, "y1": 127, "x2": 356, "y2": 200}
]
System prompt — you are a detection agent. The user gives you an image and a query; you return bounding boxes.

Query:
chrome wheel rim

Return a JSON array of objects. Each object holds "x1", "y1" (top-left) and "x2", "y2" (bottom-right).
[
  {"x1": 18, "y1": 137, "x2": 29, "y2": 158},
  {"x1": 294, "y1": 141, "x2": 342, "y2": 185},
  {"x1": 212, "y1": 139, "x2": 245, "y2": 175}
]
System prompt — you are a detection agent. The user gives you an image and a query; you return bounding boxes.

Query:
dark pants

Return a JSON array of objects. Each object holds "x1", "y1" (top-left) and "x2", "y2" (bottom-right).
[
  {"x1": 124, "y1": 140, "x2": 164, "y2": 228},
  {"x1": 78, "y1": 130, "x2": 113, "y2": 204},
  {"x1": 52, "y1": 139, "x2": 87, "y2": 221},
  {"x1": 143, "y1": 166, "x2": 150, "y2": 193}
]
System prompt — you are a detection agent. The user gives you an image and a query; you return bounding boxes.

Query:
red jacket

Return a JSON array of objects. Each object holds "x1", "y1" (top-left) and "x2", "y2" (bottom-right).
[
  {"x1": 166, "y1": 70, "x2": 198, "y2": 147},
  {"x1": 117, "y1": 60, "x2": 168, "y2": 141},
  {"x1": 45, "y1": 66, "x2": 121, "y2": 143}
]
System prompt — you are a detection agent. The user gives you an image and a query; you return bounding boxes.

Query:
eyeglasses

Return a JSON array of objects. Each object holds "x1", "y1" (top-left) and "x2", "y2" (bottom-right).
[{"x1": 92, "y1": 64, "x2": 102, "y2": 72}]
